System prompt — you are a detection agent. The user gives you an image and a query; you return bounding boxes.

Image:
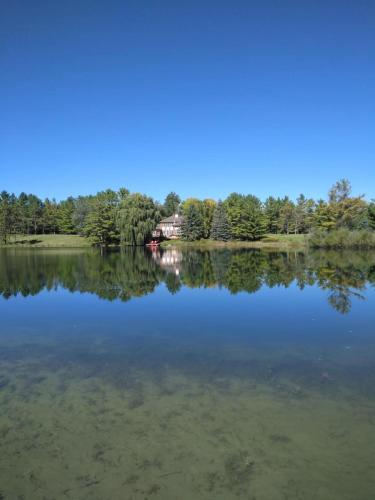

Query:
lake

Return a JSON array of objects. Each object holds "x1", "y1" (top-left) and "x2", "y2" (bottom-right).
[{"x1": 0, "y1": 247, "x2": 375, "y2": 500}]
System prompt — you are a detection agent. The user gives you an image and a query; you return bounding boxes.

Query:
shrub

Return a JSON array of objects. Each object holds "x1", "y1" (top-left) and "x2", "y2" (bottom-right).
[{"x1": 309, "y1": 229, "x2": 375, "y2": 249}]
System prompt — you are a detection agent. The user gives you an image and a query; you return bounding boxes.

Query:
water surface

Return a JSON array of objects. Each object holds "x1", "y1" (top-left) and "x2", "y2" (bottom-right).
[{"x1": 1, "y1": 247, "x2": 375, "y2": 499}]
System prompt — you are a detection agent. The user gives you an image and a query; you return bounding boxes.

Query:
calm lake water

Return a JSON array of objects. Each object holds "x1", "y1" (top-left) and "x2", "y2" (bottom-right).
[{"x1": 1, "y1": 247, "x2": 375, "y2": 500}]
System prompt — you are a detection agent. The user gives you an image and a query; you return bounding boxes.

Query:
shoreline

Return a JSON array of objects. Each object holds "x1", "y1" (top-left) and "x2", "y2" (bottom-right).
[
  {"x1": 160, "y1": 235, "x2": 308, "y2": 250},
  {"x1": 1, "y1": 234, "x2": 308, "y2": 250}
]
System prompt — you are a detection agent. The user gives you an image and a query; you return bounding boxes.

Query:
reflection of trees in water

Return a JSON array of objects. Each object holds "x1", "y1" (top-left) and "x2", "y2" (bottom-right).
[
  {"x1": 0, "y1": 249, "x2": 165, "y2": 302},
  {"x1": 1, "y1": 248, "x2": 374, "y2": 312},
  {"x1": 312, "y1": 251, "x2": 368, "y2": 314}
]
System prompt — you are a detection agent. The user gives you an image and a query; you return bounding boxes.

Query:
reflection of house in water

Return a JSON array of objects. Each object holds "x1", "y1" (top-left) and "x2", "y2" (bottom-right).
[
  {"x1": 151, "y1": 249, "x2": 183, "y2": 276},
  {"x1": 152, "y1": 214, "x2": 184, "y2": 240}
]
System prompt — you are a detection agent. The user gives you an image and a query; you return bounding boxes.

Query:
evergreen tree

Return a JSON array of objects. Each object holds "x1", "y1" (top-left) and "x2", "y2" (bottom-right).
[
  {"x1": 264, "y1": 196, "x2": 283, "y2": 234},
  {"x1": 16, "y1": 192, "x2": 30, "y2": 234},
  {"x1": 72, "y1": 196, "x2": 93, "y2": 234},
  {"x1": 225, "y1": 193, "x2": 266, "y2": 240},
  {"x1": 181, "y1": 204, "x2": 204, "y2": 241},
  {"x1": 313, "y1": 180, "x2": 367, "y2": 231},
  {"x1": 210, "y1": 201, "x2": 231, "y2": 241},
  {"x1": 42, "y1": 198, "x2": 59, "y2": 234},
  {"x1": 27, "y1": 194, "x2": 43, "y2": 234},
  {"x1": 84, "y1": 190, "x2": 119, "y2": 246},
  {"x1": 368, "y1": 201, "x2": 375, "y2": 230},
  {"x1": 163, "y1": 192, "x2": 181, "y2": 216},
  {"x1": 202, "y1": 199, "x2": 216, "y2": 238},
  {"x1": 278, "y1": 197, "x2": 295, "y2": 234},
  {"x1": 0, "y1": 191, "x2": 13, "y2": 244},
  {"x1": 58, "y1": 197, "x2": 75, "y2": 234}
]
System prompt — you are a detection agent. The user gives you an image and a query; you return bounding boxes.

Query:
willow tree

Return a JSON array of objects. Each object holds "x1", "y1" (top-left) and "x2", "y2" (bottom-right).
[{"x1": 117, "y1": 193, "x2": 161, "y2": 246}]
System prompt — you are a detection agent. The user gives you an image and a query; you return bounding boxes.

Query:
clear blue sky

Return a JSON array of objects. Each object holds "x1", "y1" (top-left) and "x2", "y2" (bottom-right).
[{"x1": 1, "y1": 0, "x2": 374, "y2": 202}]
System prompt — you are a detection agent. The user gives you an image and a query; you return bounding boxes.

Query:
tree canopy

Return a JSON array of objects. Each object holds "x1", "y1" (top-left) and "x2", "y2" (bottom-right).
[{"x1": 1, "y1": 179, "x2": 374, "y2": 246}]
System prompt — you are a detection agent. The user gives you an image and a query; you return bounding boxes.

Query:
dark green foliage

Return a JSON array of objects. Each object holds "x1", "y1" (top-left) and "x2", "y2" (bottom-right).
[
  {"x1": 202, "y1": 199, "x2": 216, "y2": 238},
  {"x1": 57, "y1": 197, "x2": 75, "y2": 234},
  {"x1": 117, "y1": 193, "x2": 160, "y2": 246},
  {"x1": 163, "y1": 192, "x2": 181, "y2": 217},
  {"x1": 72, "y1": 196, "x2": 93, "y2": 234},
  {"x1": 84, "y1": 190, "x2": 120, "y2": 246},
  {"x1": 181, "y1": 204, "x2": 204, "y2": 241},
  {"x1": 27, "y1": 194, "x2": 43, "y2": 234},
  {"x1": 210, "y1": 201, "x2": 231, "y2": 241},
  {"x1": 42, "y1": 198, "x2": 59, "y2": 234},
  {"x1": 225, "y1": 193, "x2": 266, "y2": 241},
  {"x1": 264, "y1": 197, "x2": 283, "y2": 234},
  {"x1": 0, "y1": 178, "x2": 374, "y2": 246},
  {"x1": 0, "y1": 191, "x2": 14, "y2": 244}
]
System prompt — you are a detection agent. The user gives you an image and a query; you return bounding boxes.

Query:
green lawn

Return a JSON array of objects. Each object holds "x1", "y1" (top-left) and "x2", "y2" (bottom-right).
[
  {"x1": 2, "y1": 234, "x2": 91, "y2": 248},
  {"x1": 161, "y1": 234, "x2": 308, "y2": 249},
  {"x1": 2, "y1": 233, "x2": 308, "y2": 249}
]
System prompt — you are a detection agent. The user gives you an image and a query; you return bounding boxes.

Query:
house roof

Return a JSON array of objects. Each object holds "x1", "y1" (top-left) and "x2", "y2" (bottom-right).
[{"x1": 158, "y1": 214, "x2": 184, "y2": 224}]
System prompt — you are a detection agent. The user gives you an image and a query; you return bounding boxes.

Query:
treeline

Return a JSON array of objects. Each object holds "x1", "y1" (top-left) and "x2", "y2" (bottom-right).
[{"x1": 1, "y1": 179, "x2": 374, "y2": 246}]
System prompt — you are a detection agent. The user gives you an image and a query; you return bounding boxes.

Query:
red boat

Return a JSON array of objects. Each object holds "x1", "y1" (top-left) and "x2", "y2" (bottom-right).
[{"x1": 146, "y1": 240, "x2": 160, "y2": 247}]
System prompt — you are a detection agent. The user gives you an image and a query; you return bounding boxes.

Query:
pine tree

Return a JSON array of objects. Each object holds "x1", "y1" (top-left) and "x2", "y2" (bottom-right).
[
  {"x1": 84, "y1": 190, "x2": 119, "y2": 246},
  {"x1": 57, "y1": 197, "x2": 75, "y2": 234},
  {"x1": 225, "y1": 193, "x2": 267, "y2": 241},
  {"x1": 0, "y1": 191, "x2": 13, "y2": 244},
  {"x1": 368, "y1": 201, "x2": 375, "y2": 230},
  {"x1": 181, "y1": 204, "x2": 204, "y2": 241},
  {"x1": 210, "y1": 201, "x2": 231, "y2": 241},
  {"x1": 163, "y1": 192, "x2": 181, "y2": 217}
]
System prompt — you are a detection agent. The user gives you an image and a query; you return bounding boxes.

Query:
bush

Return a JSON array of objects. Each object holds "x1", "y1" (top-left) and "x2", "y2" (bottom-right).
[{"x1": 309, "y1": 229, "x2": 375, "y2": 249}]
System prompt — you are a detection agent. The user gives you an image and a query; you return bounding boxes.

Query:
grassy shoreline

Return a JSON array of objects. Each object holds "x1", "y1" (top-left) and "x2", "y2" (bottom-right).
[
  {"x1": 160, "y1": 234, "x2": 308, "y2": 250},
  {"x1": 0, "y1": 234, "x2": 91, "y2": 248},
  {"x1": 1, "y1": 233, "x2": 308, "y2": 250}
]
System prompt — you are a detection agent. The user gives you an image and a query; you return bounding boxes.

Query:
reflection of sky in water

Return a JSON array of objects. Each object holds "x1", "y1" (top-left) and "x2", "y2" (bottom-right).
[{"x1": 0, "y1": 280, "x2": 373, "y2": 344}]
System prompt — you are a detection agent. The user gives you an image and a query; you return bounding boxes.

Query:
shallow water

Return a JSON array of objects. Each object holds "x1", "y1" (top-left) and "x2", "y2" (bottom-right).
[{"x1": 1, "y1": 247, "x2": 375, "y2": 499}]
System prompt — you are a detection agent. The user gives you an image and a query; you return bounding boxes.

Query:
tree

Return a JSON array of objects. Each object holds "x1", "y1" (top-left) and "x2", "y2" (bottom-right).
[
  {"x1": 368, "y1": 201, "x2": 375, "y2": 230},
  {"x1": 210, "y1": 201, "x2": 231, "y2": 241},
  {"x1": 294, "y1": 194, "x2": 315, "y2": 234},
  {"x1": 163, "y1": 192, "x2": 181, "y2": 217},
  {"x1": 313, "y1": 200, "x2": 336, "y2": 231},
  {"x1": 181, "y1": 204, "x2": 204, "y2": 241},
  {"x1": 329, "y1": 179, "x2": 352, "y2": 204},
  {"x1": 202, "y1": 199, "x2": 217, "y2": 238},
  {"x1": 117, "y1": 192, "x2": 160, "y2": 246},
  {"x1": 0, "y1": 191, "x2": 13, "y2": 244},
  {"x1": 264, "y1": 197, "x2": 283, "y2": 234},
  {"x1": 16, "y1": 192, "x2": 30, "y2": 234},
  {"x1": 225, "y1": 193, "x2": 266, "y2": 240},
  {"x1": 314, "y1": 180, "x2": 367, "y2": 231},
  {"x1": 58, "y1": 197, "x2": 75, "y2": 234},
  {"x1": 72, "y1": 196, "x2": 93, "y2": 235},
  {"x1": 84, "y1": 190, "x2": 119, "y2": 246},
  {"x1": 277, "y1": 197, "x2": 295, "y2": 234},
  {"x1": 42, "y1": 198, "x2": 59, "y2": 234},
  {"x1": 27, "y1": 194, "x2": 43, "y2": 234}
]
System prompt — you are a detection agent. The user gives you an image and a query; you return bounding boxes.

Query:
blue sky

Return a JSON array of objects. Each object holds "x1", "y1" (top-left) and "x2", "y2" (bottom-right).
[{"x1": 1, "y1": 0, "x2": 374, "y2": 202}]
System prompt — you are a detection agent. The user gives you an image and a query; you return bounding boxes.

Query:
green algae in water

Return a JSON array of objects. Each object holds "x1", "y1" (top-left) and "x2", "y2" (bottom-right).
[{"x1": 1, "y1": 248, "x2": 375, "y2": 499}]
